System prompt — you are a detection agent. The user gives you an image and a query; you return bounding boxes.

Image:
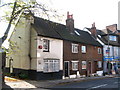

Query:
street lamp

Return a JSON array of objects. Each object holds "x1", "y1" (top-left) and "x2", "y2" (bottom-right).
[{"x1": 107, "y1": 28, "x2": 111, "y2": 75}]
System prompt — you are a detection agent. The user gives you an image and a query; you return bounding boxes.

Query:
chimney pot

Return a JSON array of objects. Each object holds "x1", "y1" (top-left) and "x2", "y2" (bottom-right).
[
  {"x1": 90, "y1": 22, "x2": 97, "y2": 39},
  {"x1": 92, "y1": 22, "x2": 95, "y2": 27},
  {"x1": 66, "y1": 11, "x2": 74, "y2": 34}
]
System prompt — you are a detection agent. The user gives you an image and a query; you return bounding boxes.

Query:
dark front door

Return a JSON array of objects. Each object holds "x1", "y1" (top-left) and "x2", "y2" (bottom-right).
[
  {"x1": 64, "y1": 61, "x2": 69, "y2": 77},
  {"x1": 94, "y1": 61, "x2": 97, "y2": 73},
  {"x1": 88, "y1": 61, "x2": 92, "y2": 76}
]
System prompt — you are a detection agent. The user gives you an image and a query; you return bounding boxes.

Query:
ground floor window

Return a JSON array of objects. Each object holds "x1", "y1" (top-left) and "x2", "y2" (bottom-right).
[
  {"x1": 82, "y1": 61, "x2": 87, "y2": 69},
  {"x1": 43, "y1": 59, "x2": 59, "y2": 73},
  {"x1": 98, "y1": 61, "x2": 102, "y2": 68},
  {"x1": 72, "y1": 61, "x2": 79, "y2": 71}
]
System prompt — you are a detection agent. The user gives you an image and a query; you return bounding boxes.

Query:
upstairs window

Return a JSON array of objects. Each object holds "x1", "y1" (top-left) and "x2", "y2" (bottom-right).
[
  {"x1": 109, "y1": 35, "x2": 117, "y2": 41},
  {"x1": 72, "y1": 43, "x2": 78, "y2": 53},
  {"x1": 43, "y1": 59, "x2": 60, "y2": 73},
  {"x1": 72, "y1": 61, "x2": 79, "y2": 71},
  {"x1": 81, "y1": 46, "x2": 86, "y2": 53},
  {"x1": 98, "y1": 48, "x2": 102, "y2": 54},
  {"x1": 43, "y1": 39, "x2": 50, "y2": 52}
]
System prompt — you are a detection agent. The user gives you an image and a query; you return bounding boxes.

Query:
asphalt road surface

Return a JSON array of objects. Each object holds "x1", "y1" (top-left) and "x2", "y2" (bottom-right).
[{"x1": 49, "y1": 77, "x2": 120, "y2": 90}]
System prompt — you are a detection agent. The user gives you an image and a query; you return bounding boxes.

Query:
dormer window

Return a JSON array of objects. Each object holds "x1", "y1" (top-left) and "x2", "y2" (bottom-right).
[{"x1": 109, "y1": 35, "x2": 117, "y2": 41}]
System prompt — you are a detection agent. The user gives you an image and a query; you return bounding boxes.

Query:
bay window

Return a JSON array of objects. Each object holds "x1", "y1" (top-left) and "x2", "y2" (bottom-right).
[{"x1": 43, "y1": 59, "x2": 60, "y2": 73}]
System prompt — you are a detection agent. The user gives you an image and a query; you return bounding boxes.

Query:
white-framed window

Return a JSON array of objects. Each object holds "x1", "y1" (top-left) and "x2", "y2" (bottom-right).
[
  {"x1": 82, "y1": 61, "x2": 87, "y2": 69},
  {"x1": 98, "y1": 61, "x2": 102, "y2": 68},
  {"x1": 109, "y1": 35, "x2": 117, "y2": 41},
  {"x1": 72, "y1": 43, "x2": 78, "y2": 53},
  {"x1": 72, "y1": 61, "x2": 79, "y2": 71},
  {"x1": 43, "y1": 39, "x2": 50, "y2": 52},
  {"x1": 81, "y1": 46, "x2": 86, "y2": 53},
  {"x1": 98, "y1": 48, "x2": 102, "y2": 54},
  {"x1": 43, "y1": 59, "x2": 60, "y2": 73}
]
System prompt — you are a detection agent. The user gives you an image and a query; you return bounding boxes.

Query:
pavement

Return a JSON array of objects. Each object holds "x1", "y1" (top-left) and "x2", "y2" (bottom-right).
[{"x1": 2, "y1": 74, "x2": 119, "y2": 89}]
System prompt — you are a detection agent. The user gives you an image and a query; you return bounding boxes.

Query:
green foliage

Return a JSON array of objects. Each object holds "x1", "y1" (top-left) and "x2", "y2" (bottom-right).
[
  {"x1": 4, "y1": 73, "x2": 11, "y2": 77},
  {"x1": 1, "y1": 46, "x2": 8, "y2": 53},
  {"x1": 18, "y1": 73, "x2": 28, "y2": 79},
  {"x1": 0, "y1": 0, "x2": 63, "y2": 48}
]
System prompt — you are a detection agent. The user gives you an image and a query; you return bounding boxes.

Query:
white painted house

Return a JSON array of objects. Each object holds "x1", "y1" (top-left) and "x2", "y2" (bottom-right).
[{"x1": 5, "y1": 14, "x2": 64, "y2": 80}]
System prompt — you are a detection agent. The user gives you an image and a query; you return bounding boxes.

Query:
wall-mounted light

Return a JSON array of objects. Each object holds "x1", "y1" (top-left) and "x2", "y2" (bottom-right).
[{"x1": 38, "y1": 45, "x2": 42, "y2": 49}]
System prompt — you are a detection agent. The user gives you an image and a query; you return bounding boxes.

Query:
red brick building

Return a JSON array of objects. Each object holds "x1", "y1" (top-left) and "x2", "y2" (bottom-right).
[{"x1": 63, "y1": 12, "x2": 103, "y2": 78}]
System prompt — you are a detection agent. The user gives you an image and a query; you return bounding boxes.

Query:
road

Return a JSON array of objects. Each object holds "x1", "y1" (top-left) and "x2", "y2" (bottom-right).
[{"x1": 49, "y1": 77, "x2": 120, "y2": 90}]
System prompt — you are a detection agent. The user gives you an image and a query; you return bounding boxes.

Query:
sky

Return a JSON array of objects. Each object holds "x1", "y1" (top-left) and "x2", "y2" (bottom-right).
[
  {"x1": 0, "y1": 0, "x2": 120, "y2": 48},
  {"x1": 40, "y1": 0, "x2": 119, "y2": 30}
]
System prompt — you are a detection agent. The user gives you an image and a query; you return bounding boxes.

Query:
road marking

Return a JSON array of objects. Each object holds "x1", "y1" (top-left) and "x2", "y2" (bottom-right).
[{"x1": 86, "y1": 84, "x2": 108, "y2": 90}]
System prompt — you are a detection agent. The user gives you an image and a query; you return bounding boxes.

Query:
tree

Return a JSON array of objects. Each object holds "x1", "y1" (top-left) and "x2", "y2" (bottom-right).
[
  {"x1": 0, "y1": 1, "x2": 17, "y2": 47},
  {"x1": 0, "y1": 0, "x2": 61, "y2": 47}
]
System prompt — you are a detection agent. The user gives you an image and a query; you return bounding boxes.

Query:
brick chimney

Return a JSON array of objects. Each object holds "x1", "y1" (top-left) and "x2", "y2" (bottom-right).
[
  {"x1": 90, "y1": 22, "x2": 97, "y2": 39},
  {"x1": 66, "y1": 12, "x2": 74, "y2": 34}
]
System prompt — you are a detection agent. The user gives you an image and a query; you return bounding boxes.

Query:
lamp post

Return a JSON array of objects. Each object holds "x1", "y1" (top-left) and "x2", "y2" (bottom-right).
[{"x1": 107, "y1": 29, "x2": 111, "y2": 75}]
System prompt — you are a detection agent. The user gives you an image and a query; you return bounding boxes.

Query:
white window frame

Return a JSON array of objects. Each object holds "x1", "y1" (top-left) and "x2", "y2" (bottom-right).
[
  {"x1": 72, "y1": 61, "x2": 79, "y2": 71},
  {"x1": 72, "y1": 43, "x2": 78, "y2": 53},
  {"x1": 109, "y1": 35, "x2": 117, "y2": 41},
  {"x1": 43, "y1": 39, "x2": 50, "y2": 52},
  {"x1": 43, "y1": 59, "x2": 60, "y2": 73},
  {"x1": 82, "y1": 61, "x2": 87, "y2": 69},
  {"x1": 81, "y1": 46, "x2": 86, "y2": 53},
  {"x1": 98, "y1": 61, "x2": 102, "y2": 68},
  {"x1": 98, "y1": 48, "x2": 102, "y2": 54}
]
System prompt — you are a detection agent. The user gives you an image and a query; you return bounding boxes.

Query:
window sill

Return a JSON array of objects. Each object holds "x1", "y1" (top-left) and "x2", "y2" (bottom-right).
[
  {"x1": 43, "y1": 71, "x2": 59, "y2": 73},
  {"x1": 72, "y1": 52, "x2": 78, "y2": 54},
  {"x1": 72, "y1": 69, "x2": 78, "y2": 71},
  {"x1": 82, "y1": 69, "x2": 86, "y2": 70},
  {"x1": 82, "y1": 52, "x2": 86, "y2": 54},
  {"x1": 43, "y1": 51, "x2": 49, "y2": 52}
]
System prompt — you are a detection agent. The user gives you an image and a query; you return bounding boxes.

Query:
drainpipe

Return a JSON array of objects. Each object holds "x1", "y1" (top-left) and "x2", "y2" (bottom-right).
[{"x1": 29, "y1": 23, "x2": 32, "y2": 70}]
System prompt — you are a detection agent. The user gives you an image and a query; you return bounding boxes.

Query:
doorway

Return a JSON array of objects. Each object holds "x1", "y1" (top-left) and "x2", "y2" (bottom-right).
[
  {"x1": 88, "y1": 61, "x2": 92, "y2": 76},
  {"x1": 93, "y1": 61, "x2": 97, "y2": 73},
  {"x1": 64, "y1": 61, "x2": 69, "y2": 77}
]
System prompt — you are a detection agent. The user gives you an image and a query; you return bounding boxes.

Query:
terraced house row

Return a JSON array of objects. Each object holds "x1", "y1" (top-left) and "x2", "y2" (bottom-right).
[{"x1": 5, "y1": 12, "x2": 120, "y2": 80}]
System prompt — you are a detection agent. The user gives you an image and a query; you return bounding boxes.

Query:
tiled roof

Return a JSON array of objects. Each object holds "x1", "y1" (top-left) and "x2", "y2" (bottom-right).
[
  {"x1": 32, "y1": 16, "x2": 102, "y2": 47},
  {"x1": 85, "y1": 27, "x2": 120, "y2": 46},
  {"x1": 97, "y1": 31, "x2": 120, "y2": 46}
]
